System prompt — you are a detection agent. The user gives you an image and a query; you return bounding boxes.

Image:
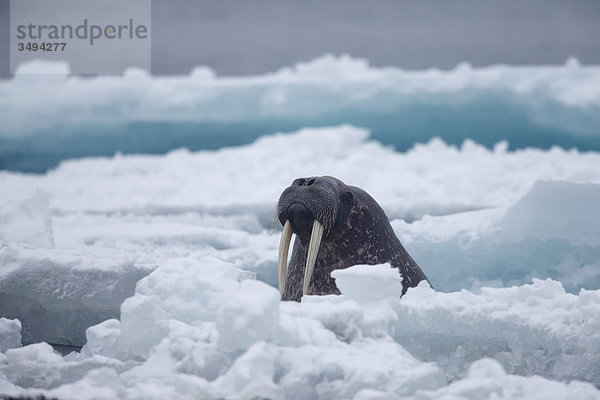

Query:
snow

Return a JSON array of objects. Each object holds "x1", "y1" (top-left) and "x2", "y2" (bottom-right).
[
  {"x1": 80, "y1": 319, "x2": 121, "y2": 360},
  {"x1": 0, "y1": 318, "x2": 21, "y2": 353},
  {"x1": 1, "y1": 262, "x2": 599, "y2": 398},
  {"x1": 3, "y1": 55, "x2": 600, "y2": 138},
  {"x1": 2, "y1": 55, "x2": 600, "y2": 173},
  {"x1": 500, "y1": 180, "x2": 600, "y2": 245},
  {"x1": 396, "y1": 280, "x2": 600, "y2": 385},
  {"x1": 331, "y1": 263, "x2": 405, "y2": 302},
  {"x1": 0, "y1": 189, "x2": 54, "y2": 249},
  {"x1": 0, "y1": 124, "x2": 599, "y2": 398},
  {"x1": 216, "y1": 280, "x2": 280, "y2": 352},
  {"x1": 396, "y1": 180, "x2": 600, "y2": 293},
  {"x1": 413, "y1": 358, "x2": 599, "y2": 400}
]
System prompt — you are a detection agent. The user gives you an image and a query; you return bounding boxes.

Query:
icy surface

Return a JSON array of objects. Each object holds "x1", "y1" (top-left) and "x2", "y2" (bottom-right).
[
  {"x1": 0, "y1": 126, "x2": 600, "y2": 398},
  {"x1": 397, "y1": 180, "x2": 600, "y2": 293},
  {"x1": 500, "y1": 180, "x2": 600, "y2": 246},
  {"x1": 80, "y1": 319, "x2": 121, "y2": 360},
  {"x1": 1, "y1": 262, "x2": 599, "y2": 399},
  {"x1": 0, "y1": 189, "x2": 54, "y2": 249},
  {"x1": 3, "y1": 55, "x2": 599, "y2": 138},
  {"x1": 1, "y1": 126, "x2": 600, "y2": 347},
  {"x1": 331, "y1": 263, "x2": 404, "y2": 302},
  {"x1": 0, "y1": 318, "x2": 21, "y2": 353},
  {"x1": 2, "y1": 56, "x2": 600, "y2": 172},
  {"x1": 397, "y1": 279, "x2": 600, "y2": 385}
]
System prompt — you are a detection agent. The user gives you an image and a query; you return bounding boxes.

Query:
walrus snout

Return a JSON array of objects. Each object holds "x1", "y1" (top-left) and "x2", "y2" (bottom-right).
[
  {"x1": 287, "y1": 203, "x2": 315, "y2": 240},
  {"x1": 277, "y1": 176, "x2": 338, "y2": 233},
  {"x1": 276, "y1": 177, "x2": 339, "y2": 297}
]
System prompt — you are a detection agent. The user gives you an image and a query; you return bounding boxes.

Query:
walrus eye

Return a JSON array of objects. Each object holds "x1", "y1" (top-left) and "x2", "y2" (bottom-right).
[{"x1": 342, "y1": 191, "x2": 354, "y2": 205}]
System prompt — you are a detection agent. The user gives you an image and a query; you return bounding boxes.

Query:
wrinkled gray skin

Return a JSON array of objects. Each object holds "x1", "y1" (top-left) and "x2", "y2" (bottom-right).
[{"x1": 276, "y1": 176, "x2": 430, "y2": 302}]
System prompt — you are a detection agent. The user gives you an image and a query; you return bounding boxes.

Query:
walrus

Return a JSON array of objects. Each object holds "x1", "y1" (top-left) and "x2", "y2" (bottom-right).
[{"x1": 276, "y1": 176, "x2": 430, "y2": 301}]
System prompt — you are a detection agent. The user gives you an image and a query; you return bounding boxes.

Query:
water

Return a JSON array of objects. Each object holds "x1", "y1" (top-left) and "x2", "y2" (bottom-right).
[{"x1": 2, "y1": 101, "x2": 599, "y2": 173}]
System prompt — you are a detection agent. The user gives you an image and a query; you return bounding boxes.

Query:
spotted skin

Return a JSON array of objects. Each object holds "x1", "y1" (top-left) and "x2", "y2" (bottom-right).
[{"x1": 277, "y1": 176, "x2": 430, "y2": 302}]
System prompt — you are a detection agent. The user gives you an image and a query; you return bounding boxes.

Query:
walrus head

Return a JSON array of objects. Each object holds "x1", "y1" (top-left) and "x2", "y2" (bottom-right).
[{"x1": 276, "y1": 176, "x2": 429, "y2": 301}]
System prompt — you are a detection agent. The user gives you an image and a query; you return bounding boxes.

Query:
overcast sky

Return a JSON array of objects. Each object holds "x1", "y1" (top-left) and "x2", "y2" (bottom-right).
[{"x1": 2, "y1": 0, "x2": 599, "y2": 77}]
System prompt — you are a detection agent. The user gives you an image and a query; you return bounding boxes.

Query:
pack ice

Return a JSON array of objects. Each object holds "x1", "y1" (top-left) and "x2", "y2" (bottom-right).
[
  {"x1": 1, "y1": 126, "x2": 600, "y2": 399},
  {"x1": 2, "y1": 55, "x2": 600, "y2": 173}
]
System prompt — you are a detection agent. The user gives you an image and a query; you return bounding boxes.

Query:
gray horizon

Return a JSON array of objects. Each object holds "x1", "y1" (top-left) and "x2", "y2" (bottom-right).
[{"x1": 1, "y1": 0, "x2": 600, "y2": 77}]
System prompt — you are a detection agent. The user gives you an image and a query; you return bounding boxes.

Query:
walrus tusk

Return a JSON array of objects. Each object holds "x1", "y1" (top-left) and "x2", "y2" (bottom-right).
[
  {"x1": 278, "y1": 220, "x2": 293, "y2": 294},
  {"x1": 303, "y1": 219, "x2": 324, "y2": 296}
]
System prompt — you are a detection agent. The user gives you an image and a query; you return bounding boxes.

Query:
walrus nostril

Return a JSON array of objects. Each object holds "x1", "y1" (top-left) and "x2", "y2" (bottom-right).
[
  {"x1": 292, "y1": 178, "x2": 306, "y2": 186},
  {"x1": 291, "y1": 177, "x2": 318, "y2": 187}
]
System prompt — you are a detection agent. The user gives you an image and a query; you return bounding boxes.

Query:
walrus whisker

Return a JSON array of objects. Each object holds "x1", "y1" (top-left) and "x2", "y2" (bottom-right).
[
  {"x1": 303, "y1": 219, "x2": 324, "y2": 296},
  {"x1": 278, "y1": 220, "x2": 293, "y2": 294}
]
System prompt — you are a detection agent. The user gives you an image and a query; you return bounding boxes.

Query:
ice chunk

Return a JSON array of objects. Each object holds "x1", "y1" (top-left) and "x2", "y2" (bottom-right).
[
  {"x1": 398, "y1": 180, "x2": 600, "y2": 294},
  {"x1": 500, "y1": 180, "x2": 600, "y2": 245},
  {"x1": 284, "y1": 297, "x2": 369, "y2": 342},
  {"x1": 274, "y1": 339, "x2": 444, "y2": 399},
  {"x1": 277, "y1": 313, "x2": 337, "y2": 347},
  {"x1": 118, "y1": 293, "x2": 168, "y2": 360},
  {"x1": 415, "y1": 358, "x2": 600, "y2": 400},
  {"x1": 0, "y1": 261, "x2": 151, "y2": 346},
  {"x1": 5, "y1": 342, "x2": 63, "y2": 365},
  {"x1": 215, "y1": 342, "x2": 282, "y2": 400},
  {"x1": 0, "y1": 189, "x2": 54, "y2": 249},
  {"x1": 2, "y1": 343, "x2": 63, "y2": 389},
  {"x1": 81, "y1": 319, "x2": 121, "y2": 359},
  {"x1": 396, "y1": 279, "x2": 600, "y2": 386},
  {"x1": 1, "y1": 346, "x2": 128, "y2": 391},
  {"x1": 216, "y1": 280, "x2": 280, "y2": 351},
  {"x1": 48, "y1": 368, "x2": 127, "y2": 400},
  {"x1": 119, "y1": 257, "x2": 244, "y2": 359},
  {"x1": 0, "y1": 370, "x2": 22, "y2": 398},
  {"x1": 331, "y1": 263, "x2": 403, "y2": 302},
  {"x1": 0, "y1": 318, "x2": 21, "y2": 353}
]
